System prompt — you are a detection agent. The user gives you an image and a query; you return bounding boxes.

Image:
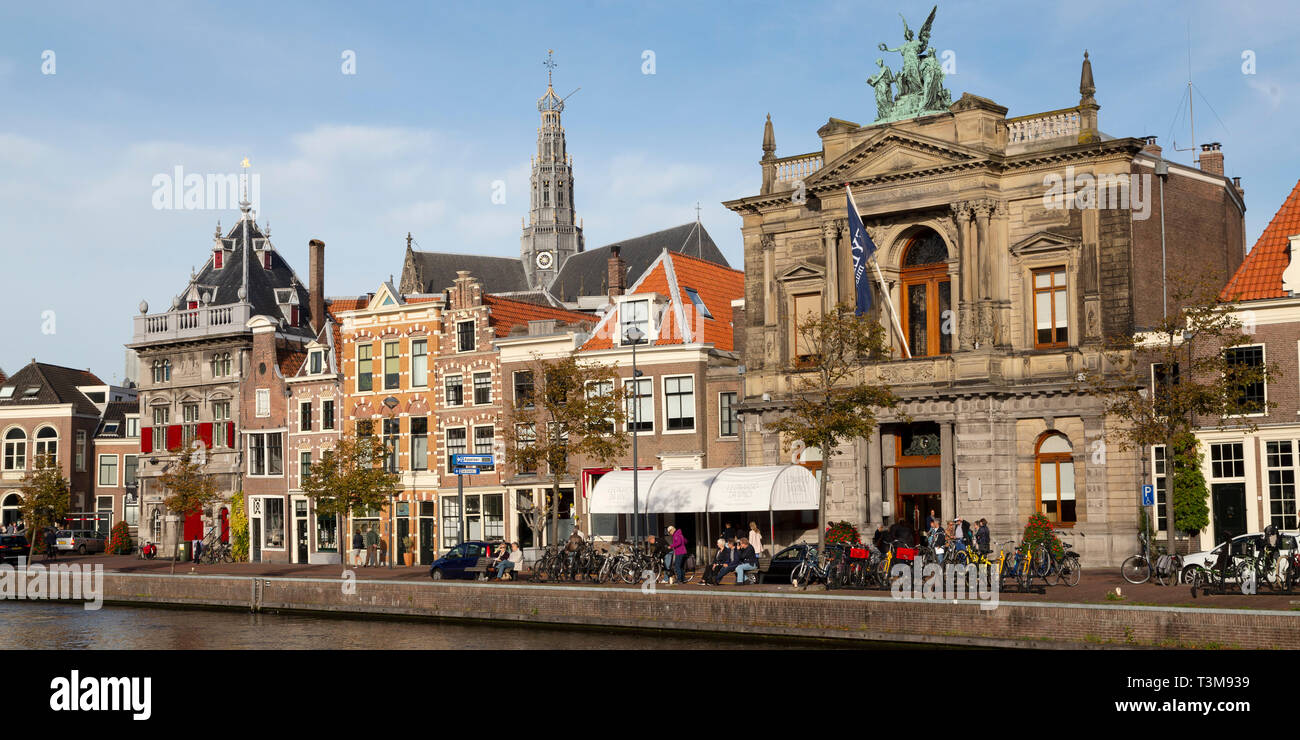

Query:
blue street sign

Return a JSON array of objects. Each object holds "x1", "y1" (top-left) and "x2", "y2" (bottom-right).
[
  {"x1": 452, "y1": 454, "x2": 494, "y2": 466},
  {"x1": 1141, "y1": 484, "x2": 1154, "y2": 507},
  {"x1": 454, "y1": 466, "x2": 482, "y2": 475}
]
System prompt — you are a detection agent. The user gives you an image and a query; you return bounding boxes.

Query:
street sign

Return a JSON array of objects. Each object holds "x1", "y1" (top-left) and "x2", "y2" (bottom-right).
[
  {"x1": 454, "y1": 466, "x2": 482, "y2": 475},
  {"x1": 1141, "y1": 484, "x2": 1154, "y2": 507},
  {"x1": 452, "y1": 454, "x2": 494, "y2": 466}
]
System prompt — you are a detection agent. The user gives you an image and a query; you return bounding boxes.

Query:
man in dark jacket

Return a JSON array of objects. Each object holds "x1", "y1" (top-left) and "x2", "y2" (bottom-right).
[
  {"x1": 713, "y1": 539, "x2": 744, "y2": 584},
  {"x1": 733, "y1": 538, "x2": 759, "y2": 585},
  {"x1": 888, "y1": 520, "x2": 915, "y2": 549},
  {"x1": 45, "y1": 527, "x2": 58, "y2": 561},
  {"x1": 975, "y1": 519, "x2": 991, "y2": 554},
  {"x1": 872, "y1": 525, "x2": 889, "y2": 555}
]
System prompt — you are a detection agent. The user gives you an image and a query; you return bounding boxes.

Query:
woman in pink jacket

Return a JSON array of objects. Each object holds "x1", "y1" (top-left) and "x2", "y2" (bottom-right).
[{"x1": 668, "y1": 525, "x2": 688, "y2": 585}]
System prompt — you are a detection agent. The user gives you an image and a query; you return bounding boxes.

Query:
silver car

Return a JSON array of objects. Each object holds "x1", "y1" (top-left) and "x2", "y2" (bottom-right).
[{"x1": 55, "y1": 529, "x2": 106, "y2": 555}]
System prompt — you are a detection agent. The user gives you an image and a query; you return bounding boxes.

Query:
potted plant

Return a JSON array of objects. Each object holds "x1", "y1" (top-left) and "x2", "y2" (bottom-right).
[{"x1": 402, "y1": 534, "x2": 416, "y2": 566}]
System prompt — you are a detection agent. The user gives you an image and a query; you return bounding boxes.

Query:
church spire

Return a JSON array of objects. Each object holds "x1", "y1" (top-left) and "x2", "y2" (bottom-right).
[
  {"x1": 1079, "y1": 50, "x2": 1096, "y2": 107},
  {"x1": 522, "y1": 49, "x2": 584, "y2": 291}
]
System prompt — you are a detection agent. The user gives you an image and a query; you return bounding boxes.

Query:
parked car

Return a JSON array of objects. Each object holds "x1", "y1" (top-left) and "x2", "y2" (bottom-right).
[
  {"x1": 1181, "y1": 530, "x2": 1299, "y2": 582},
  {"x1": 55, "y1": 530, "x2": 106, "y2": 555},
  {"x1": 0, "y1": 534, "x2": 30, "y2": 563},
  {"x1": 758, "y1": 543, "x2": 815, "y2": 584},
  {"x1": 428, "y1": 540, "x2": 504, "y2": 580}
]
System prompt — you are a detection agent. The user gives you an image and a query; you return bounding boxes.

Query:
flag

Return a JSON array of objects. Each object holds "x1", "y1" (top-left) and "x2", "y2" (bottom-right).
[{"x1": 845, "y1": 185, "x2": 876, "y2": 315}]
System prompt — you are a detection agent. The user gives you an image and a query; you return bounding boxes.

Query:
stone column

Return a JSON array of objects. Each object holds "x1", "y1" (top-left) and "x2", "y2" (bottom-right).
[
  {"x1": 822, "y1": 221, "x2": 840, "y2": 308},
  {"x1": 940, "y1": 421, "x2": 956, "y2": 519},
  {"x1": 867, "y1": 426, "x2": 883, "y2": 524},
  {"x1": 761, "y1": 234, "x2": 776, "y2": 326},
  {"x1": 950, "y1": 202, "x2": 974, "y2": 350}
]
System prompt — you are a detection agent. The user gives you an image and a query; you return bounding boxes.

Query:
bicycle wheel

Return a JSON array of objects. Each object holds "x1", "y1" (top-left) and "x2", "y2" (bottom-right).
[
  {"x1": 790, "y1": 561, "x2": 808, "y2": 587},
  {"x1": 1120, "y1": 555, "x2": 1151, "y2": 584},
  {"x1": 1058, "y1": 554, "x2": 1082, "y2": 587},
  {"x1": 1033, "y1": 545, "x2": 1052, "y2": 579},
  {"x1": 1155, "y1": 555, "x2": 1182, "y2": 586},
  {"x1": 951, "y1": 550, "x2": 969, "y2": 566}
]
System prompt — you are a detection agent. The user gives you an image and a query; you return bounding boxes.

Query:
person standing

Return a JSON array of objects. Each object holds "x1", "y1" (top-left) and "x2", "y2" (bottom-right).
[
  {"x1": 351, "y1": 529, "x2": 365, "y2": 567},
  {"x1": 748, "y1": 521, "x2": 764, "y2": 557},
  {"x1": 951, "y1": 518, "x2": 967, "y2": 554},
  {"x1": 926, "y1": 509, "x2": 938, "y2": 530},
  {"x1": 364, "y1": 525, "x2": 378, "y2": 567},
  {"x1": 669, "y1": 525, "x2": 687, "y2": 585},
  {"x1": 721, "y1": 521, "x2": 736, "y2": 543},
  {"x1": 975, "y1": 518, "x2": 991, "y2": 555},
  {"x1": 45, "y1": 527, "x2": 59, "y2": 561},
  {"x1": 377, "y1": 535, "x2": 388, "y2": 567}
]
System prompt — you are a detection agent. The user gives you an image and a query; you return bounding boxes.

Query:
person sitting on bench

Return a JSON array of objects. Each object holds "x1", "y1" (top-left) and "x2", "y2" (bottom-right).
[
  {"x1": 496, "y1": 542, "x2": 523, "y2": 580},
  {"x1": 705, "y1": 538, "x2": 729, "y2": 585}
]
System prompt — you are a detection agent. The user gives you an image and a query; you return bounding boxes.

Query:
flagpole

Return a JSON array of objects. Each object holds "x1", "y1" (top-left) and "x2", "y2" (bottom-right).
[
  {"x1": 872, "y1": 257, "x2": 911, "y2": 360},
  {"x1": 846, "y1": 185, "x2": 911, "y2": 360}
]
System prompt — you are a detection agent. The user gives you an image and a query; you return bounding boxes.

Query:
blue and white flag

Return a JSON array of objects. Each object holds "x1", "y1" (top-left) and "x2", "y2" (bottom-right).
[{"x1": 845, "y1": 185, "x2": 876, "y2": 315}]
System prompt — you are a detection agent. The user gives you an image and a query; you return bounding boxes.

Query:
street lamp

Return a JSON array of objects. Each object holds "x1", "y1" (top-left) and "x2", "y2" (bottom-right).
[{"x1": 624, "y1": 325, "x2": 646, "y2": 549}]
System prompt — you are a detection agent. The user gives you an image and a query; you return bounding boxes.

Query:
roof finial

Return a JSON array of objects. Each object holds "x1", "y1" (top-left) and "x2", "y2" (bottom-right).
[
  {"x1": 544, "y1": 49, "x2": 557, "y2": 87},
  {"x1": 239, "y1": 157, "x2": 252, "y2": 217},
  {"x1": 762, "y1": 113, "x2": 776, "y2": 159},
  {"x1": 406, "y1": 232, "x2": 413, "y2": 249},
  {"x1": 1079, "y1": 49, "x2": 1096, "y2": 106}
]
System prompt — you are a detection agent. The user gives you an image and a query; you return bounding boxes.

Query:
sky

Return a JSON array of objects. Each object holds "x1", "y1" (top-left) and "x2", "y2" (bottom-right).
[{"x1": 0, "y1": 0, "x2": 1296, "y2": 382}]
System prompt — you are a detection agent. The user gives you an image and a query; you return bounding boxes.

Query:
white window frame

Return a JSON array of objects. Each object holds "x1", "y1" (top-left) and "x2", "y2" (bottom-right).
[
  {"x1": 1264, "y1": 439, "x2": 1299, "y2": 531},
  {"x1": 456, "y1": 320, "x2": 476, "y2": 353},
  {"x1": 473, "y1": 371, "x2": 492, "y2": 405},
  {"x1": 445, "y1": 373, "x2": 464, "y2": 407},
  {"x1": 411, "y1": 339, "x2": 428, "y2": 388},
  {"x1": 624, "y1": 377, "x2": 654, "y2": 435},
  {"x1": 75, "y1": 430, "x2": 87, "y2": 472},
  {"x1": 617, "y1": 297, "x2": 657, "y2": 346},
  {"x1": 97, "y1": 454, "x2": 119, "y2": 487},
  {"x1": 719, "y1": 391, "x2": 739, "y2": 438},
  {"x1": 1224, "y1": 343, "x2": 1267, "y2": 418},
  {"x1": 255, "y1": 388, "x2": 271, "y2": 418},
  {"x1": 445, "y1": 426, "x2": 468, "y2": 474},
  {"x1": 661, "y1": 374, "x2": 696, "y2": 434},
  {"x1": 321, "y1": 399, "x2": 336, "y2": 431},
  {"x1": 125, "y1": 416, "x2": 140, "y2": 438}
]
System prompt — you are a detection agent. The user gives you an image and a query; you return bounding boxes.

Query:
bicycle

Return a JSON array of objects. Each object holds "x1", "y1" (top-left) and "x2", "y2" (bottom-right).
[
  {"x1": 200, "y1": 541, "x2": 234, "y2": 564},
  {"x1": 790, "y1": 545, "x2": 825, "y2": 588},
  {"x1": 1121, "y1": 533, "x2": 1170, "y2": 585}
]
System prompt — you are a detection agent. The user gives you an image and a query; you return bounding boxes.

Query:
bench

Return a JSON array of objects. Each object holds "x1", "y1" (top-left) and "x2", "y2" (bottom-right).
[
  {"x1": 468, "y1": 557, "x2": 529, "y2": 581},
  {"x1": 706, "y1": 554, "x2": 771, "y2": 585}
]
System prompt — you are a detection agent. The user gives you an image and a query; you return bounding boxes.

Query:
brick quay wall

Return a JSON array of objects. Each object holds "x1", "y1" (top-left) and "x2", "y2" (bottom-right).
[{"x1": 83, "y1": 572, "x2": 1300, "y2": 649}]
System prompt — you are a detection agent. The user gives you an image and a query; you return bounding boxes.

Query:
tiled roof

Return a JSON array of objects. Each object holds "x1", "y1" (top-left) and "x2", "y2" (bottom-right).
[
  {"x1": 95, "y1": 401, "x2": 137, "y2": 438},
  {"x1": 277, "y1": 349, "x2": 307, "y2": 378},
  {"x1": 483, "y1": 295, "x2": 595, "y2": 337},
  {"x1": 580, "y1": 250, "x2": 744, "y2": 352},
  {"x1": 549, "y1": 222, "x2": 729, "y2": 303},
  {"x1": 408, "y1": 252, "x2": 529, "y2": 294},
  {"x1": 0, "y1": 362, "x2": 105, "y2": 416},
  {"x1": 1221, "y1": 178, "x2": 1300, "y2": 301}
]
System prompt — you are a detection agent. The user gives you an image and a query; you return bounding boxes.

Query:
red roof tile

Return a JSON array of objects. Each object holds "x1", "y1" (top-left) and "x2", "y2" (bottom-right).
[
  {"x1": 580, "y1": 250, "x2": 744, "y2": 352},
  {"x1": 482, "y1": 295, "x2": 595, "y2": 337},
  {"x1": 1221, "y1": 178, "x2": 1300, "y2": 301}
]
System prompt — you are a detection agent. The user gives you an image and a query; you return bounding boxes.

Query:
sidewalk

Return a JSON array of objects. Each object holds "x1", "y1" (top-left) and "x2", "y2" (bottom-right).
[{"x1": 43, "y1": 552, "x2": 1300, "y2": 611}]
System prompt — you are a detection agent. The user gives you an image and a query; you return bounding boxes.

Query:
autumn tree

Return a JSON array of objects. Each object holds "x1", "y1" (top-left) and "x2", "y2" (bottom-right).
[
  {"x1": 300, "y1": 429, "x2": 399, "y2": 561},
  {"x1": 158, "y1": 445, "x2": 222, "y2": 565},
  {"x1": 19, "y1": 453, "x2": 71, "y2": 552},
  {"x1": 1081, "y1": 279, "x2": 1276, "y2": 554},
  {"x1": 765, "y1": 302, "x2": 901, "y2": 554},
  {"x1": 502, "y1": 353, "x2": 627, "y2": 546}
]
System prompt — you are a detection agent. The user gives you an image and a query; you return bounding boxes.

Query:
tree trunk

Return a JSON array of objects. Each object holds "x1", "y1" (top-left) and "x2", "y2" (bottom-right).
[
  {"x1": 817, "y1": 444, "x2": 828, "y2": 560},
  {"x1": 550, "y1": 481, "x2": 560, "y2": 546}
]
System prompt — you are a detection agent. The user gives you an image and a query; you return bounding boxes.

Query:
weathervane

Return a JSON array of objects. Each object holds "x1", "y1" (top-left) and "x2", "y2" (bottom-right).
[{"x1": 543, "y1": 49, "x2": 557, "y2": 86}]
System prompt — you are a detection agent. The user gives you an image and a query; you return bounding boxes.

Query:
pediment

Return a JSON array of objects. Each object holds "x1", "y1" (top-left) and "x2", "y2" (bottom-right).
[
  {"x1": 811, "y1": 130, "x2": 983, "y2": 186},
  {"x1": 1011, "y1": 230, "x2": 1078, "y2": 256},
  {"x1": 777, "y1": 263, "x2": 824, "y2": 282},
  {"x1": 366, "y1": 282, "x2": 405, "y2": 311}
]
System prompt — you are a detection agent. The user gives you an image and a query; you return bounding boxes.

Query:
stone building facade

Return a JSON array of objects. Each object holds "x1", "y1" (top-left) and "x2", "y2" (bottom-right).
[{"x1": 723, "y1": 55, "x2": 1247, "y2": 564}]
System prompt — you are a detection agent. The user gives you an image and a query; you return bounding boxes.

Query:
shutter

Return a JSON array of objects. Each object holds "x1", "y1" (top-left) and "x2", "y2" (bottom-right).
[
  {"x1": 198, "y1": 423, "x2": 214, "y2": 449},
  {"x1": 141, "y1": 427, "x2": 153, "y2": 455},
  {"x1": 165, "y1": 425, "x2": 182, "y2": 452},
  {"x1": 227, "y1": 422, "x2": 236, "y2": 449}
]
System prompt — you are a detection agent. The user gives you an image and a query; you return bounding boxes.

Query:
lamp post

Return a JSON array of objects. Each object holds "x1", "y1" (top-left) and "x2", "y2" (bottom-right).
[{"x1": 625, "y1": 325, "x2": 645, "y2": 548}]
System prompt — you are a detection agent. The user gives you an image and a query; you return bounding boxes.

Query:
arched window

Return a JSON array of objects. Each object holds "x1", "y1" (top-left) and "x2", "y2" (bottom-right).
[
  {"x1": 33, "y1": 426, "x2": 57, "y2": 468},
  {"x1": 3, "y1": 428, "x2": 26, "y2": 471},
  {"x1": 899, "y1": 230, "x2": 952, "y2": 357},
  {"x1": 151, "y1": 508, "x2": 162, "y2": 545},
  {"x1": 163, "y1": 360, "x2": 171, "y2": 381},
  {"x1": 2, "y1": 492, "x2": 21, "y2": 527},
  {"x1": 542, "y1": 182, "x2": 551, "y2": 207},
  {"x1": 1036, "y1": 432, "x2": 1076, "y2": 525}
]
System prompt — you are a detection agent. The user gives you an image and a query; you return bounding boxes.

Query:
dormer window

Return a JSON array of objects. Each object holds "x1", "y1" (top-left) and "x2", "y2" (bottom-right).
[
  {"x1": 309, "y1": 350, "x2": 323, "y2": 375},
  {"x1": 264, "y1": 252, "x2": 272, "y2": 269},
  {"x1": 213, "y1": 250, "x2": 223, "y2": 269},
  {"x1": 684, "y1": 288, "x2": 713, "y2": 319},
  {"x1": 0, "y1": 387, "x2": 12, "y2": 399},
  {"x1": 619, "y1": 299, "x2": 651, "y2": 345}
]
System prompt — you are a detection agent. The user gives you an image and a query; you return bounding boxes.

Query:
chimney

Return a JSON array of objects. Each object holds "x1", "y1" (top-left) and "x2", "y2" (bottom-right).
[
  {"x1": 308, "y1": 239, "x2": 325, "y2": 334},
  {"x1": 607, "y1": 245, "x2": 626, "y2": 297},
  {"x1": 1141, "y1": 135, "x2": 1162, "y2": 158},
  {"x1": 1199, "y1": 142, "x2": 1224, "y2": 176}
]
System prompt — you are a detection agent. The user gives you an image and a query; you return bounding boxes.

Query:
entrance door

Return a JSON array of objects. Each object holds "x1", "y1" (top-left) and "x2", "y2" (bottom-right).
[
  {"x1": 1212, "y1": 483, "x2": 1247, "y2": 545},
  {"x1": 419, "y1": 505, "x2": 436, "y2": 564},
  {"x1": 296, "y1": 518, "x2": 309, "y2": 563},
  {"x1": 252, "y1": 519, "x2": 262, "y2": 562},
  {"x1": 894, "y1": 423, "x2": 943, "y2": 537},
  {"x1": 902, "y1": 494, "x2": 942, "y2": 535},
  {"x1": 397, "y1": 518, "x2": 409, "y2": 563}
]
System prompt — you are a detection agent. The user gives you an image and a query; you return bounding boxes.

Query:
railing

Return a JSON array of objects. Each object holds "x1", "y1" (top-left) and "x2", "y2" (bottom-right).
[
  {"x1": 1006, "y1": 108, "x2": 1080, "y2": 145},
  {"x1": 775, "y1": 153, "x2": 824, "y2": 184},
  {"x1": 132, "y1": 303, "x2": 253, "y2": 344}
]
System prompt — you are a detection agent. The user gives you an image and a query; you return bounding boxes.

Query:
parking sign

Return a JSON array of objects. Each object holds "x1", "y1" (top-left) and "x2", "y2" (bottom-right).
[{"x1": 1141, "y1": 484, "x2": 1154, "y2": 507}]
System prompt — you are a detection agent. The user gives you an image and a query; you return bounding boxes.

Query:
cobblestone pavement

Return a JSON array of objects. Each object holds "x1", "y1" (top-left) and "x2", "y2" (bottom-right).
[{"x1": 33, "y1": 552, "x2": 1299, "y2": 612}]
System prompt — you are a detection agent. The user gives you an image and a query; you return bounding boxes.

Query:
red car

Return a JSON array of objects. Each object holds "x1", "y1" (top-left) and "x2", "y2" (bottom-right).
[{"x1": 0, "y1": 534, "x2": 31, "y2": 564}]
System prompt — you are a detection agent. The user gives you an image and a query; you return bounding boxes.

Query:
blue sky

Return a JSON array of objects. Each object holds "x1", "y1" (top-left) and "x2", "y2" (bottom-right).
[{"x1": 0, "y1": 0, "x2": 1296, "y2": 381}]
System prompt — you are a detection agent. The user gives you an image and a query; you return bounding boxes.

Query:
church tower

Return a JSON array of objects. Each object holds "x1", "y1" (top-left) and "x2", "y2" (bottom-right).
[{"x1": 521, "y1": 50, "x2": 584, "y2": 290}]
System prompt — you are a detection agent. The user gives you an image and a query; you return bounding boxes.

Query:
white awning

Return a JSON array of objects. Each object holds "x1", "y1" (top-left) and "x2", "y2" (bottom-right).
[{"x1": 588, "y1": 465, "x2": 817, "y2": 514}]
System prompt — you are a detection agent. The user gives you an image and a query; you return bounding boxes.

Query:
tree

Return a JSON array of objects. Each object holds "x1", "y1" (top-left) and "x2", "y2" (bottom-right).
[
  {"x1": 1081, "y1": 279, "x2": 1276, "y2": 554},
  {"x1": 228, "y1": 491, "x2": 250, "y2": 562},
  {"x1": 19, "y1": 453, "x2": 70, "y2": 552},
  {"x1": 300, "y1": 430, "x2": 399, "y2": 562},
  {"x1": 502, "y1": 352, "x2": 627, "y2": 546},
  {"x1": 765, "y1": 302, "x2": 901, "y2": 554},
  {"x1": 158, "y1": 445, "x2": 222, "y2": 567}
]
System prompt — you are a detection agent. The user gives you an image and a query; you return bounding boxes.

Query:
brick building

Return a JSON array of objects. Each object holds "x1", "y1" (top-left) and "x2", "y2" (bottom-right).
[
  {"x1": 1178, "y1": 179, "x2": 1300, "y2": 547},
  {"x1": 723, "y1": 53, "x2": 1247, "y2": 564},
  {"x1": 0, "y1": 362, "x2": 134, "y2": 532},
  {"x1": 91, "y1": 400, "x2": 142, "y2": 538}
]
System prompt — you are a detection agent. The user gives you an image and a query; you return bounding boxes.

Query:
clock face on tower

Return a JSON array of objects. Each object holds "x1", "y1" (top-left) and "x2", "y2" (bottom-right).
[{"x1": 535, "y1": 251, "x2": 555, "y2": 270}]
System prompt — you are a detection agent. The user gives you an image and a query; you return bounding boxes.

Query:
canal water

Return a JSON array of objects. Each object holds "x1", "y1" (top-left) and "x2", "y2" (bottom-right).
[{"x1": 0, "y1": 600, "x2": 849, "y2": 650}]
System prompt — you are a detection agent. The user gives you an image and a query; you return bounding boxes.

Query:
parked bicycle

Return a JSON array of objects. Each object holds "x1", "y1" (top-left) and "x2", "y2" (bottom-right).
[{"x1": 1121, "y1": 533, "x2": 1182, "y2": 585}]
